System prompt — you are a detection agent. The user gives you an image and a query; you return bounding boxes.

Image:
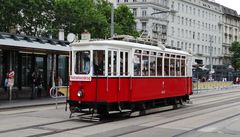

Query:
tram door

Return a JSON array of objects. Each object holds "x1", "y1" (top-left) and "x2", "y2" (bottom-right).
[
  {"x1": 119, "y1": 50, "x2": 130, "y2": 102},
  {"x1": 107, "y1": 50, "x2": 130, "y2": 102}
]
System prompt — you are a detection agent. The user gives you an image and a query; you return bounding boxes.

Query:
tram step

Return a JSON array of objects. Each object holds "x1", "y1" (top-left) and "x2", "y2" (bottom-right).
[{"x1": 109, "y1": 109, "x2": 132, "y2": 114}]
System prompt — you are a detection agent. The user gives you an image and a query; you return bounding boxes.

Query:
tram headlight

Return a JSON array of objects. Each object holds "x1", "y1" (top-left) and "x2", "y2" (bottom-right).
[{"x1": 77, "y1": 90, "x2": 83, "y2": 97}]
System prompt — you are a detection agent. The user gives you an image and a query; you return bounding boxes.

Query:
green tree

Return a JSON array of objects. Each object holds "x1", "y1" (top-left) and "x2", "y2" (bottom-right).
[
  {"x1": 19, "y1": 0, "x2": 55, "y2": 36},
  {"x1": 53, "y1": 0, "x2": 109, "y2": 39},
  {"x1": 0, "y1": 0, "x2": 23, "y2": 32},
  {"x1": 114, "y1": 5, "x2": 139, "y2": 37},
  {"x1": 0, "y1": 0, "x2": 54, "y2": 36},
  {"x1": 229, "y1": 41, "x2": 240, "y2": 70}
]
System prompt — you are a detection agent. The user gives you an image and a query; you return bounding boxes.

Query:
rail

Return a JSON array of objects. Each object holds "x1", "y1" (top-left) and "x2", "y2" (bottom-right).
[
  {"x1": 49, "y1": 86, "x2": 69, "y2": 109},
  {"x1": 192, "y1": 81, "x2": 240, "y2": 94}
]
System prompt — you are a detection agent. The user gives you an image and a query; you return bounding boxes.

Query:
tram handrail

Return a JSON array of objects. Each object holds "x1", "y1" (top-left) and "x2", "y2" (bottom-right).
[
  {"x1": 49, "y1": 86, "x2": 69, "y2": 109},
  {"x1": 49, "y1": 86, "x2": 69, "y2": 99}
]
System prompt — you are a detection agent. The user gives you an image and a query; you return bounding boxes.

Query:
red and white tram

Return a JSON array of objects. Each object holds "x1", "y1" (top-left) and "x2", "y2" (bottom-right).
[{"x1": 68, "y1": 37, "x2": 192, "y2": 115}]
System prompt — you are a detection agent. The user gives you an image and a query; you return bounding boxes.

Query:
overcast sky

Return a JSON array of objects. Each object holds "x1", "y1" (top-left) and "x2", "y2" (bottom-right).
[{"x1": 215, "y1": 0, "x2": 240, "y2": 14}]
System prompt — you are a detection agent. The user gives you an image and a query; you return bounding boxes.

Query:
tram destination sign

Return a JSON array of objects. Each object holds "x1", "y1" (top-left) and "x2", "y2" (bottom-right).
[{"x1": 70, "y1": 75, "x2": 92, "y2": 81}]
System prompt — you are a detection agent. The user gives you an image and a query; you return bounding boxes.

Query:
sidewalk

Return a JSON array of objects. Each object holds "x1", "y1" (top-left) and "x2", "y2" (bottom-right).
[{"x1": 0, "y1": 97, "x2": 67, "y2": 110}]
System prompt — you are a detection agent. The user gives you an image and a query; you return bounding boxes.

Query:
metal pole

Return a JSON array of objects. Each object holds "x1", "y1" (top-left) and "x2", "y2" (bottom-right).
[
  {"x1": 110, "y1": 3, "x2": 114, "y2": 37},
  {"x1": 209, "y1": 35, "x2": 213, "y2": 81}
]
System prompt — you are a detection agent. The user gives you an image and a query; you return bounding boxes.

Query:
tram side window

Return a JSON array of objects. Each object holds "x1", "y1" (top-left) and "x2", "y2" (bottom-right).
[
  {"x1": 170, "y1": 56, "x2": 175, "y2": 76},
  {"x1": 150, "y1": 56, "x2": 156, "y2": 76},
  {"x1": 157, "y1": 57, "x2": 162, "y2": 76},
  {"x1": 75, "y1": 51, "x2": 90, "y2": 74},
  {"x1": 181, "y1": 58, "x2": 186, "y2": 76},
  {"x1": 120, "y1": 52, "x2": 124, "y2": 75},
  {"x1": 125, "y1": 52, "x2": 128, "y2": 75},
  {"x1": 176, "y1": 57, "x2": 181, "y2": 76},
  {"x1": 134, "y1": 54, "x2": 141, "y2": 76},
  {"x1": 93, "y1": 50, "x2": 105, "y2": 76},
  {"x1": 164, "y1": 56, "x2": 170, "y2": 76},
  {"x1": 108, "y1": 51, "x2": 111, "y2": 76},
  {"x1": 113, "y1": 51, "x2": 117, "y2": 75},
  {"x1": 142, "y1": 55, "x2": 149, "y2": 76}
]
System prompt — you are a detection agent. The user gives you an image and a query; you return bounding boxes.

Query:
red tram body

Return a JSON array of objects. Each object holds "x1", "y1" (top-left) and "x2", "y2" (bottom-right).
[{"x1": 68, "y1": 38, "x2": 192, "y2": 115}]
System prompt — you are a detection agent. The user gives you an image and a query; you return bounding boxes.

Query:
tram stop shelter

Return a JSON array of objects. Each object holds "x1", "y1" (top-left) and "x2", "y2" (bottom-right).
[{"x1": 0, "y1": 32, "x2": 70, "y2": 100}]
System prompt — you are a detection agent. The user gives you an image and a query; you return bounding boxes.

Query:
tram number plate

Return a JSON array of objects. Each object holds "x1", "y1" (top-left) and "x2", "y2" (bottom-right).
[{"x1": 70, "y1": 75, "x2": 92, "y2": 81}]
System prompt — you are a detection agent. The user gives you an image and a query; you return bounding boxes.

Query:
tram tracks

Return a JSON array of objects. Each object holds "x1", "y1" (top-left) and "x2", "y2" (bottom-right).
[
  {"x1": 1, "y1": 91, "x2": 240, "y2": 136},
  {"x1": 29, "y1": 93, "x2": 240, "y2": 136}
]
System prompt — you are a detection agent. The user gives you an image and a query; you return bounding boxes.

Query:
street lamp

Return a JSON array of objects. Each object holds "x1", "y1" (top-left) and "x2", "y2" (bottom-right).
[
  {"x1": 209, "y1": 35, "x2": 214, "y2": 81},
  {"x1": 110, "y1": 3, "x2": 114, "y2": 37}
]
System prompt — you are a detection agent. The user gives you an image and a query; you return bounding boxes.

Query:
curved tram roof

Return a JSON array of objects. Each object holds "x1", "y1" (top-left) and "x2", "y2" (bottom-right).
[{"x1": 71, "y1": 40, "x2": 191, "y2": 56}]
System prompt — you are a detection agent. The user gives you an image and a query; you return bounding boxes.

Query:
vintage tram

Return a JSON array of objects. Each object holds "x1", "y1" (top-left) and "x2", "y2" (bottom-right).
[{"x1": 67, "y1": 37, "x2": 192, "y2": 115}]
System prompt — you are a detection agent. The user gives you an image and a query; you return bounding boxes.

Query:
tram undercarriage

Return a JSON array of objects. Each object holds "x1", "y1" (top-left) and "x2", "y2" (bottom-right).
[{"x1": 67, "y1": 94, "x2": 190, "y2": 118}]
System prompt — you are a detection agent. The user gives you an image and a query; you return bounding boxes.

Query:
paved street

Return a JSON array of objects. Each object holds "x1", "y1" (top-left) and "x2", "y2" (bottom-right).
[{"x1": 1, "y1": 89, "x2": 240, "y2": 137}]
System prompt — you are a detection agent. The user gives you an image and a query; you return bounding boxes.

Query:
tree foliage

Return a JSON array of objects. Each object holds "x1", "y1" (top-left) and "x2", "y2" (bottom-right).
[
  {"x1": 114, "y1": 5, "x2": 139, "y2": 37},
  {"x1": 0, "y1": 0, "x2": 139, "y2": 39},
  {"x1": 229, "y1": 41, "x2": 240, "y2": 70}
]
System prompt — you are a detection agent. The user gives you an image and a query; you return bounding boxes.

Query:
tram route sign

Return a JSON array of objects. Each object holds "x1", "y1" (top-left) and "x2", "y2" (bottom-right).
[{"x1": 70, "y1": 75, "x2": 92, "y2": 81}]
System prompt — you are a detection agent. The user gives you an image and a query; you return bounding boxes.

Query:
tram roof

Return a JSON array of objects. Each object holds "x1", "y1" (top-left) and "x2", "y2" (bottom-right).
[
  {"x1": 71, "y1": 40, "x2": 191, "y2": 56},
  {"x1": 0, "y1": 32, "x2": 70, "y2": 52}
]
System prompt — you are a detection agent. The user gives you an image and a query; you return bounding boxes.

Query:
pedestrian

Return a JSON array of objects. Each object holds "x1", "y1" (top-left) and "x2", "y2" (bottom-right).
[
  {"x1": 36, "y1": 72, "x2": 43, "y2": 98},
  {"x1": 31, "y1": 71, "x2": 37, "y2": 99}
]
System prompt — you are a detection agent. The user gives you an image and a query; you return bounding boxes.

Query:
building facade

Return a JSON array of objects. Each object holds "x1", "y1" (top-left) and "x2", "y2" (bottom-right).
[
  {"x1": 167, "y1": 0, "x2": 223, "y2": 66},
  {"x1": 222, "y1": 6, "x2": 240, "y2": 65},
  {"x1": 117, "y1": 0, "x2": 170, "y2": 44}
]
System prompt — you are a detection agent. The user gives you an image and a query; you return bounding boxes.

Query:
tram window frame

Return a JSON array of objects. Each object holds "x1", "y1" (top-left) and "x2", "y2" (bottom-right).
[
  {"x1": 119, "y1": 50, "x2": 129, "y2": 76},
  {"x1": 120, "y1": 51, "x2": 124, "y2": 75},
  {"x1": 164, "y1": 54, "x2": 170, "y2": 76},
  {"x1": 125, "y1": 52, "x2": 129, "y2": 76},
  {"x1": 74, "y1": 50, "x2": 90, "y2": 75},
  {"x1": 113, "y1": 51, "x2": 117, "y2": 76},
  {"x1": 108, "y1": 50, "x2": 112, "y2": 76},
  {"x1": 157, "y1": 52, "x2": 163, "y2": 76},
  {"x1": 170, "y1": 55, "x2": 176, "y2": 77},
  {"x1": 181, "y1": 56, "x2": 186, "y2": 76},
  {"x1": 176, "y1": 55, "x2": 181, "y2": 76},
  {"x1": 134, "y1": 53, "x2": 142, "y2": 76},
  {"x1": 150, "y1": 52, "x2": 156, "y2": 76},
  {"x1": 142, "y1": 50, "x2": 150, "y2": 76},
  {"x1": 93, "y1": 50, "x2": 105, "y2": 76}
]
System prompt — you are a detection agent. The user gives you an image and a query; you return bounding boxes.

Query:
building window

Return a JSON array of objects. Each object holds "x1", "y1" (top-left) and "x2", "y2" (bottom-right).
[
  {"x1": 132, "y1": 8, "x2": 137, "y2": 17},
  {"x1": 142, "y1": 9, "x2": 147, "y2": 17},
  {"x1": 142, "y1": 22, "x2": 146, "y2": 31}
]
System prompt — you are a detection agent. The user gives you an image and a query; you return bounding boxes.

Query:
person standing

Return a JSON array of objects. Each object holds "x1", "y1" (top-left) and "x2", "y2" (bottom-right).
[
  {"x1": 36, "y1": 72, "x2": 43, "y2": 98},
  {"x1": 31, "y1": 71, "x2": 37, "y2": 99}
]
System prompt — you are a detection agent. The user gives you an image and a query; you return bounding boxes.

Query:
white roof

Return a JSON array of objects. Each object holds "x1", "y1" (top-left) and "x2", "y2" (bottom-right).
[
  {"x1": 71, "y1": 40, "x2": 191, "y2": 56},
  {"x1": 0, "y1": 33, "x2": 70, "y2": 52}
]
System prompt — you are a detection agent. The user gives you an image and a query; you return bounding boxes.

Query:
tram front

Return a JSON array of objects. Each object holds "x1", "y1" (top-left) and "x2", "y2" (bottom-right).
[{"x1": 68, "y1": 47, "x2": 107, "y2": 113}]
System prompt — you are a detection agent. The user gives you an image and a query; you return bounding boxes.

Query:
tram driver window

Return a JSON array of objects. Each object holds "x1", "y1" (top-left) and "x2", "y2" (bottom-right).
[
  {"x1": 93, "y1": 50, "x2": 105, "y2": 76},
  {"x1": 75, "y1": 51, "x2": 90, "y2": 74}
]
